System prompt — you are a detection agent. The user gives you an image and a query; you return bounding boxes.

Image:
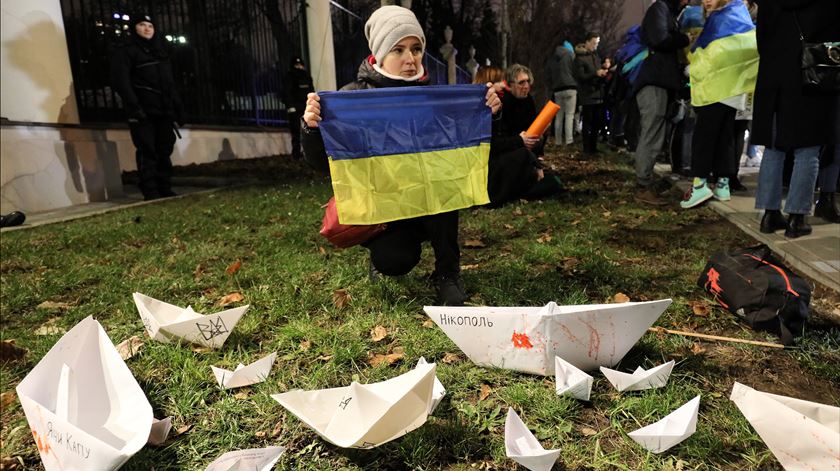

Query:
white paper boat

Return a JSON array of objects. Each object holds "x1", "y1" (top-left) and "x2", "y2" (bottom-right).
[
  {"x1": 16, "y1": 316, "x2": 153, "y2": 470},
  {"x1": 600, "y1": 360, "x2": 675, "y2": 392},
  {"x1": 271, "y1": 362, "x2": 437, "y2": 449},
  {"x1": 417, "y1": 357, "x2": 446, "y2": 413},
  {"x1": 555, "y1": 356, "x2": 593, "y2": 401},
  {"x1": 424, "y1": 299, "x2": 671, "y2": 375},
  {"x1": 147, "y1": 417, "x2": 172, "y2": 445},
  {"x1": 133, "y1": 292, "x2": 248, "y2": 349},
  {"x1": 731, "y1": 382, "x2": 840, "y2": 470},
  {"x1": 628, "y1": 395, "x2": 700, "y2": 453},
  {"x1": 212, "y1": 352, "x2": 277, "y2": 389},
  {"x1": 505, "y1": 408, "x2": 561, "y2": 471},
  {"x1": 205, "y1": 446, "x2": 285, "y2": 471}
]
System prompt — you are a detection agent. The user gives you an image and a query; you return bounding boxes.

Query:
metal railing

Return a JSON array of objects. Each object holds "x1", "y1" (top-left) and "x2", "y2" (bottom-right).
[{"x1": 60, "y1": 0, "x2": 303, "y2": 127}]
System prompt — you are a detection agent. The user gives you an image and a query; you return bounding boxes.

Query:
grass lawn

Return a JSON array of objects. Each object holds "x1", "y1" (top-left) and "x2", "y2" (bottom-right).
[{"x1": 1, "y1": 147, "x2": 838, "y2": 470}]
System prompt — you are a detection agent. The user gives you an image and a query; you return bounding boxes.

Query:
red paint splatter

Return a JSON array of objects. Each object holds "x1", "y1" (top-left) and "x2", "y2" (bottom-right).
[
  {"x1": 582, "y1": 321, "x2": 601, "y2": 359},
  {"x1": 32, "y1": 430, "x2": 50, "y2": 455},
  {"x1": 511, "y1": 332, "x2": 533, "y2": 349}
]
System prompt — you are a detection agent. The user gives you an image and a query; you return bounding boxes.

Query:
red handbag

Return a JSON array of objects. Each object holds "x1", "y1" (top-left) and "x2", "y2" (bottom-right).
[{"x1": 319, "y1": 197, "x2": 387, "y2": 248}]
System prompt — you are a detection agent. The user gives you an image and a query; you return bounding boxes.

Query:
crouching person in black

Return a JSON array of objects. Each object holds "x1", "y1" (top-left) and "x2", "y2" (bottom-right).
[
  {"x1": 111, "y1": 13, "x2": 182, "y2": 200},
  {"x1": 300, "y1": 6, "x2": 501, "y2": 306}
]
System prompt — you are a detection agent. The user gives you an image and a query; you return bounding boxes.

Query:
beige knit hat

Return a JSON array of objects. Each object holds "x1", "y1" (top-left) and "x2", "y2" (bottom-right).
[{"x1": 365, "y1": 5, "x2": 426, "y2": 65}]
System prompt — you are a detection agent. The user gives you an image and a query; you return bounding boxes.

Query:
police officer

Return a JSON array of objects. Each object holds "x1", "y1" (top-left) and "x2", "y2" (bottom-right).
[
  {"x1": 283, "y1": 57, "x2": 313, "y2": 160},
  {"x1": 110, "y1": 13, "x2": 182, "y2": 200}
]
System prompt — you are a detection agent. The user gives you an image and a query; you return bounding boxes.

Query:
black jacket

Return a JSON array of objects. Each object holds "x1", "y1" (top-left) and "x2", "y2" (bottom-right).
[
  {"x1": 546, "y1": 46, "x2": 577, "y2": 92},
  {"x1": 110, "y1": 35, "x2": 182, "y2": 120},
  {"x1": 301, "y1": 57, "x2": 430, "y2": 173},
  {"x1": 283, "y1": 67, "x2": 314, "y2": 112},
  {"x1": 574, "y1": 46, "x2": 604, "y2": 105},
  {"x1": 751, "y1": 0, "x2": 839, "y2": 150},
  {"x1": 499, "y1": 93, "x2": 544, "y2": 156},
  {"x1": 634, "y1": 0, "x2": 690, "y2": 94}
]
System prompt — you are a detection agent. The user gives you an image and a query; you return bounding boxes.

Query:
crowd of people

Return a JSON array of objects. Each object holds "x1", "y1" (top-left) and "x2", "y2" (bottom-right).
[{"x1": 96, "y1": 3, "x2": 837, "y2": 307}]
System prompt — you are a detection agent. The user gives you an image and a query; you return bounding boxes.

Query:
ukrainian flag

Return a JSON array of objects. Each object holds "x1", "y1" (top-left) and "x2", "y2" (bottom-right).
[
  {"x1": 319, "y1": 85, "x2": 491, "y2": 225},
  {"x1": 689, "y1": 1, "x2": 758, "y2": 107}
]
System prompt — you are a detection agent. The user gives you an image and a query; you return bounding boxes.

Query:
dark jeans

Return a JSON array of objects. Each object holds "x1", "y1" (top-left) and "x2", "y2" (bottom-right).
[
  {"x1": 581, "y1": 104, "x2": 604, "y2": 154},
  {"x1": 366, "y1": 210, "x2": 460, "y2": 277},
  {"x1": 690, "y1": 103, "x2": 736, "y2": 178},
  {"x1": 129, "y1": 116, "x2": 176, "y2": 197},
  {"x1": 288, "y1": 110, "x2": 302, "y2": 159}
]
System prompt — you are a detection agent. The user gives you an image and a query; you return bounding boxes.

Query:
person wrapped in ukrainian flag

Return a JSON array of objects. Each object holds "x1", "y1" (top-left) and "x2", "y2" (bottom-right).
[
  {"x1": 300, "y1": 5, "x2": 501, "y2": 306},
  {"x1": 680, "y1": 0, "x2": 758, "y2": 209}
]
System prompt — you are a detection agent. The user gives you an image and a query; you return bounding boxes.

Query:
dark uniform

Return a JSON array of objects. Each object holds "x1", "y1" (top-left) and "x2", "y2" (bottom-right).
[
  {"x1": 283, "y1": 57, "x2": 314, "y2": 160},
  {"x1": 110, "y1": 14, "x2": 182, "y2": 200}
]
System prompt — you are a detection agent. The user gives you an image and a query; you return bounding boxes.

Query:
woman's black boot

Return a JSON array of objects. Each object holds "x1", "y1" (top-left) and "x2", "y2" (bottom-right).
[
  {"x1": 759, "y1": 209, "x2": 787, "y2": 233},
  {"x1": 814, "y1": 192, "x2": 840, "y2": 223},
  {"x1": 785, "y1": 214, "x2": 812, "y2": 238}
]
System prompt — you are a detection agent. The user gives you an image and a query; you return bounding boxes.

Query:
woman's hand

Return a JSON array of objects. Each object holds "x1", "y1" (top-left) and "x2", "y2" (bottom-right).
[
  {"x1": 303, "y1": 92, "x2": 321, "y2": 128},
  {"x1": 485, "y1": 83, "x2": 502, "y2": 114},
  {"x1": 519, "y1": 131, "x2": 539, "y2": 150}
]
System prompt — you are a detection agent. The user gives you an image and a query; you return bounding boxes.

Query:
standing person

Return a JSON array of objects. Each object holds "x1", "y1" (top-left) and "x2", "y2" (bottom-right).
[
  {"x1": 283, "y1": 56, "x2": 314, "y2": 160},
  {"x1": 574, "y1": 33, "x2": 607, "y2": 155},
  {"x1": 300, "y1": 5, "x2": 501, "y2": 305},
  {"x1": 501, "y1": 64, "x2": 544, "y2": 157},
  {"x1": 633, "y1": 0, "x2": 691, "y2": 205},
  {"x1": 546, "y1": 42, "x2": 577, "y2": 146},
  {"x1": 752, "y1": 0, "x2": 839, "y2": 238},
  {"x1": 110, "y1": 13, "x2": 182, "y2": 201},
  {"x1": 680, "y1": 0, "x2": 758, "y2": 209}
]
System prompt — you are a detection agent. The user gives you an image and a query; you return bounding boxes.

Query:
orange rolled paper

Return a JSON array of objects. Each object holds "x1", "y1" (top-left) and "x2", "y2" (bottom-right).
[{"x1": 525, "y1": 101, "x2": 561, "y2": 137}]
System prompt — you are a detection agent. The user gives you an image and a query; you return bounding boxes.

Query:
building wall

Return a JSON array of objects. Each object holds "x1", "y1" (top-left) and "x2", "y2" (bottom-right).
[
  {"x1": 1, "y1": 125, "x2": 291, "y2": 214},
  {"x1": 1, "y1": 0, "x2": 80, "y2": 124},
  {"x1": 307, "y1": 0, "x2": 337, "y2": 91}
]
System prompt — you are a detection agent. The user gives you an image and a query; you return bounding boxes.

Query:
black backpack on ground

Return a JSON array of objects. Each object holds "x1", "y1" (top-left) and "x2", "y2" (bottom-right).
[{"x1": 697, "y1": 245, "x2": 812, "y2": 345}]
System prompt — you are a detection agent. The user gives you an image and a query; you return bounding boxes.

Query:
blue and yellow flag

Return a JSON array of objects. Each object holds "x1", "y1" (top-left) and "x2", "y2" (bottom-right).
[
  {"x1": 319, "y1": 85, "x2": 491, "y2": 225},
  {"x1": 689, "y1": 1, "x2": 758, "y2": 107}
]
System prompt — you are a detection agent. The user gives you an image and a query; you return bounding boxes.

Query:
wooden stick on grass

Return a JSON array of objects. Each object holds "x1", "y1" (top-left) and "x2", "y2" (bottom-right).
[{"x1": 648, "y1": 327, "x2": 786, "y2": 349}]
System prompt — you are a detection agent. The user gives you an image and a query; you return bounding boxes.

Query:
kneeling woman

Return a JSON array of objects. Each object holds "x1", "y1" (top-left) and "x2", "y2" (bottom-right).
[{"x1": 300, "y1": 5, "x2": 500, "y2": 305}]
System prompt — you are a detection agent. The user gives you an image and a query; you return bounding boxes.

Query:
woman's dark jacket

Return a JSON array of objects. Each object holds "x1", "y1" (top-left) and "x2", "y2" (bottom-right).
[
  {"x1": 302, "y1": 57, "x2": 429, "y2": 172},
  {"x1": 750, "y1": 0, "x2": 839, "y2": 150},
  {"x1": 498, "y1": 93, "x2": 544, "y2": 156},
  {"x1": 634, "y1": 0, "x2": 690, "y2": 94},
  {"x1": 110, "y1": 34, "x2": 182, "y2": 121},
  {"x1": 574, "y1": 46, "x2": 604, "y2": 106}
]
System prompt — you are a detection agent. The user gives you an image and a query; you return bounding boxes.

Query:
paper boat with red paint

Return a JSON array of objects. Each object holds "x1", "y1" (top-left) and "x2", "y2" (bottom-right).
[{"x1": 423, "y1": 299, "x2": 671, "y2": 375}]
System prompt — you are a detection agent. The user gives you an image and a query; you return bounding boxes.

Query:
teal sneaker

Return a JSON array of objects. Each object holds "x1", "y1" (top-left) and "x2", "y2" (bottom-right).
[
  {"x1": 680, "y1": 184, "x2": 713, "y2": 209},
  {"x1": 713, "y1": 182, "x2": 731, "y2": 201}
]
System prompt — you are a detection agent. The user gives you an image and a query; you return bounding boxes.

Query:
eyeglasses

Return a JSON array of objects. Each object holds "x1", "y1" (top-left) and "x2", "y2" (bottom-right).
[{"x1": 516, "y1": 79, "x2": 531, "y2": 86}]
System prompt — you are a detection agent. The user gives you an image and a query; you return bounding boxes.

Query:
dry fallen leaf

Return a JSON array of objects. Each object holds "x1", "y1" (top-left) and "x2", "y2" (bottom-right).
[
  {"x1": 115, "y1": 336, "x2": 144, "y2": 361},
  {"x1": 463, "y1": 239, "x2": 486, "y2": 248},
  {"x1": 271, "y1": 420, "x2": 284, "y2": 438},
  {"x1": 570, "y1": 219, "x2": 581, "y2": 226},
  {"x1": 461, "y1": 264, "x2": 481, "y2": 271},
  {"x1": 255, "y1": 430, "x2": 267, "y2": 439},
  {"x1": 332, "y1": 289, "x2": 351, "y2": 309},
  {"x1": 34, "y1": 318, "x2": 65, "y2": 336},
  {"x1": 558, "y1": 257, "x2": 581, "y2": 272},
  {"x1": 691, "y1": 343, "x2": 707, "y2": 355},
  {"x1": 315, "y1": 355, "x2": 333, "y2": 362},
  {"x1": 1, "y1": 392, "x2": 16, "y2": 410},
  {"x1": 36, "y1": 300, "x2": 72, "y2": 311},
  {"x1": 368, "y1": 346, "x2": 405, "y2": 367},
  {"x1": 537, "y1": 233, "x2": 552, "y2": 244},
  {"x1": 217, "y1": 292, "x2": 244, "y2": 307},
  {"x1": 579, "y1": 426, "x2": 598, "y2": 437},
  {"x1": 479, "y1": 384, "x2": 492, "y2": 401},
  {"x1": 191, "y1": 345, "x2": 212, "y2": 354},
  {"x1": 318, "y1": 246, "x2": 327, "y2": 256},
  {"x1": 299, "y1": 340, "x2": 312, "y2": 351},
  {"x1": 442, "y1": 352, "x2": 461, "y2": 364},
  {"x1": 503, "y1": 224, "x2": 515, "y2": 230},
  {"x1": 602, "y1": 211, "x2": 612, "y2": 218},
  {"x1": 234, "y1": 391, "x2": 250, "y2": 400},
  {"x1": 0, "y1": 457, "x2": 20, "y2": 470},
  {"x1": 174, "y1": 424, "x2": 193, "y2": 436},
  {"x1": 0, "y1": 340, "x2": 27, "y2": 363},
  {"x1": 225, "y1": 259, "x2": 242, "y2": 276},
  {"x1": 536, "y1": 211, "x2": 546, "y2": 218},
  {"x1": 690, "y1": 301, "x2": 710, "y2": 317},
  {"x1": 422, "y1": 319, "x2": 435, "y2": 329},
  {"x1": 194, "y1": 264, "x2": 206, "y2": 281},
  {"x1": 370, "y1": 325, "x2": 388, "y2": 342},
  {"x1": 613, "y1": 293, "x2": 631, "y2": 303},
  {"x1": 512, "y1": 207, "x2": 523, "y2": 216}
]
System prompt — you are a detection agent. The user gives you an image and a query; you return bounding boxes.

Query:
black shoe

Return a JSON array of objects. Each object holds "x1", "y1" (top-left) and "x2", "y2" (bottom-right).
[
  {"x1": 759, "y1": 210, "x2": 787, "y2": 234},
  {"x1": 0, "y1": 211, "x2": 26, "y2": 228},
  {"x1": 434, "y1": 273, "x2": 468, "y2": 306},
  {"x1": 730, "y1": 177, "x2": 748, "y2": 192},
  {"x1": 815, "y1": 192, "x2": 840, "y2": 223},
  {"x1": 785, "y1": 214, "x2": 812, "y2": 238},
  {"x1": 159, "y1": 189, "x2": 178, "y2": 198}
]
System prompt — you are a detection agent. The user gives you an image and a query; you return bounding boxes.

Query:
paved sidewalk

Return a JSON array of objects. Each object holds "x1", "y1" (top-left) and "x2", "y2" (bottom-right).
[{"x1": 657, "y1": 163, "x2": 840, "y2": 294}]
